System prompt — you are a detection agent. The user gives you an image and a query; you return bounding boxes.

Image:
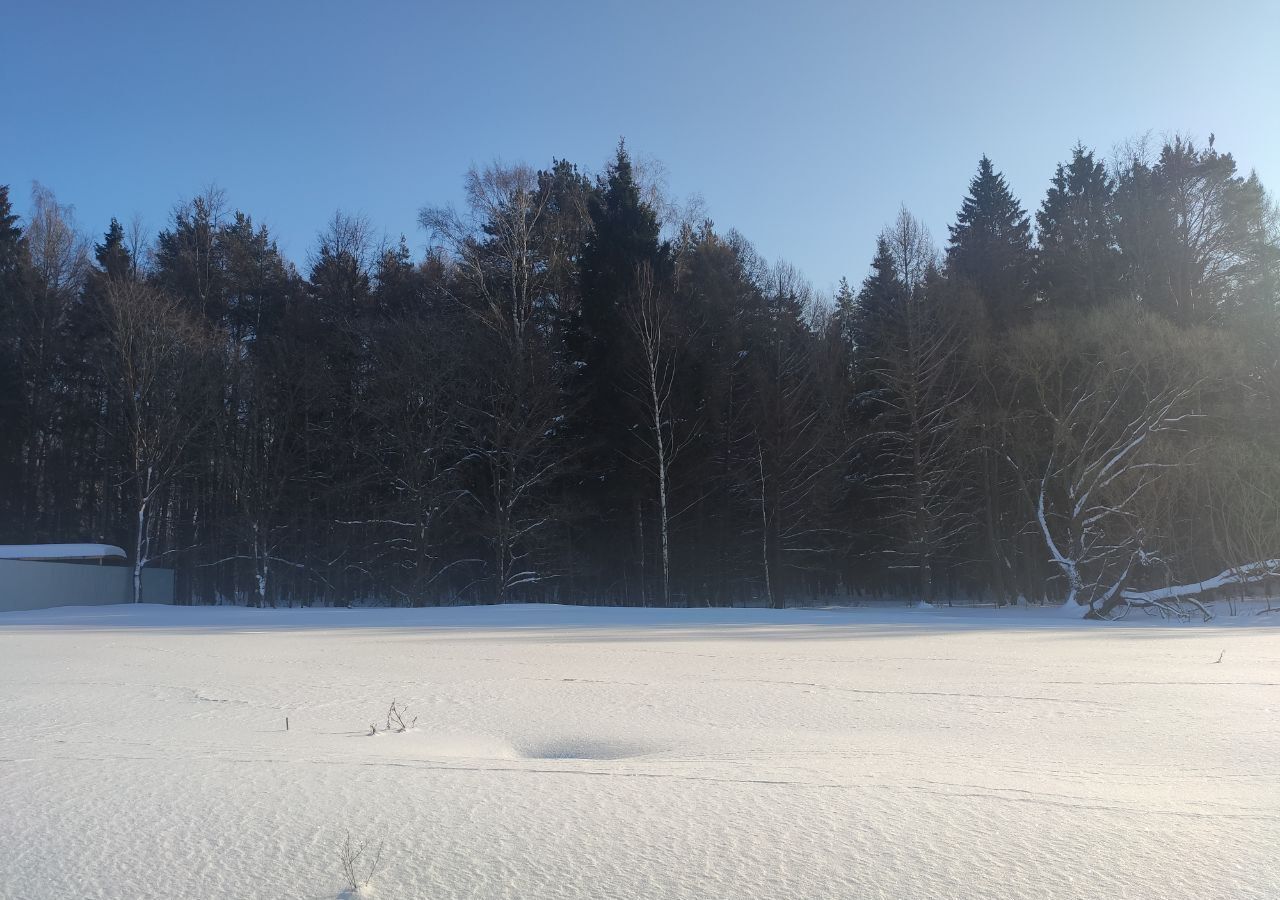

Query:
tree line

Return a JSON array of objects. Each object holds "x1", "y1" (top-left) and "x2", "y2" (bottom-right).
[{"x1": 1, "y1": 134, "x2": 1277, "y2": 614}]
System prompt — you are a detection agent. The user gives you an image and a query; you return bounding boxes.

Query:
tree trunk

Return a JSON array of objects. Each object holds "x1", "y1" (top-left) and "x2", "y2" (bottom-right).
[{"x1": 758, "y1": 446, "x2": 776, "y2": 609}]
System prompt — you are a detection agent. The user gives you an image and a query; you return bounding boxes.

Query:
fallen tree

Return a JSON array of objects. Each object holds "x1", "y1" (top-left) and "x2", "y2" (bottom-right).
[{"x1": 1086, "y1": 559, "x2": 1280, "y2": 621}]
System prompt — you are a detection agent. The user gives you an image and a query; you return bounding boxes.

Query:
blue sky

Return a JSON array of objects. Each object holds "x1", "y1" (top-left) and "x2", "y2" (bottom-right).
[{"x1": 4, "y1": 0, "x2": 1278, "y2": 293}]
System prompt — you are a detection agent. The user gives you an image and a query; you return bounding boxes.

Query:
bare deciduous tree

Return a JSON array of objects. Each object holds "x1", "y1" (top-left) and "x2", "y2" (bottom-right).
[
  {"x1": 1006, "y1": 311, "x2": 1202, "y2": 615},
  {"x1": 458, "y1": 361, "x2": 565, "y2": 602},
  {"x1": 858, "y1": 213, "x2": 973, "y2": 602},
  {"x1": 422, "y1": 162, "x2": 575, "y2": 602},
  {"x1": 421, "y1": 162, "x2": 553, "y2": 363}
]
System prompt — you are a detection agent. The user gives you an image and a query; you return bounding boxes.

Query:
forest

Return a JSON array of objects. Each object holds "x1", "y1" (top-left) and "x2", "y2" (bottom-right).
[{"x1": 1, "y1": 135, "x2": 1278, "y2": 615}]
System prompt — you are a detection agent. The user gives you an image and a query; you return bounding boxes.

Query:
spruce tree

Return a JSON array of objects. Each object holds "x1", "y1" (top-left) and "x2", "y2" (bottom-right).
[
  {"x1": 851, "y1": 237, "x2": 905, "y2": 370},
  {"x1": 566, "y1": 140, "x2": 670, "y2": 601},
  {"x1": 0, "y1": 187, "x2": 28, "y2": 533},
  {"x1": 946, "y1": 156, "x2": 1035, "y2": 326},
  {"x1": 829, "y1": 276, "x2": 856, "y2": 358},
  {"x1": 0, "y1": 186, "x2": 25, "y2": 283},
  {"x1": 94, "y1": 219, "x2": 133, "y2": 281},
  {"x1": 371, "y1": 236, "x2": 419, "y2": 318},
  {"x1": 1036, "y1": 145, "x2": 1121, "y2": 309},
  {"x1": 0, "y1": 186, "x2": 26, "y2": 365}
]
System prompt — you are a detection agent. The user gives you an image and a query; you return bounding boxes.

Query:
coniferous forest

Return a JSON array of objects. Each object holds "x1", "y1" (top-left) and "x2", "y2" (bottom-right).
[{"x1": 2, "y1": 136, "x2": 1278, "y2": 614}]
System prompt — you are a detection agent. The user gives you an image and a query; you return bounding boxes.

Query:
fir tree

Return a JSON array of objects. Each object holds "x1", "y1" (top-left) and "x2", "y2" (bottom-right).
[
  {"x1": 0, "y1": 186, "x2": 25, "y2": 282},
  {"x1": 371, "y1": 236, "x2": 421, "y2": 319},
  {"x1": 94, "y1": 219, "x2": 134, "y2": 282},
  {"x1": 830, "y1": 276, "x2": 856, "y2": 357},
  {"x1": 1036, "y1": 145, "x2": 1121, "y2": 309},
  {"x1": 0, "y1": 187, "x2": 28, "y2": 527},
  {"x1": 946, "y1": 156, "x2": 1035, "y2": 325},
  {"x1": 851, "y1": 237, "x2": 905, "y2": 369},
  {"x1": 566, "y1": 140, "x2": 671, "y2": 601}
]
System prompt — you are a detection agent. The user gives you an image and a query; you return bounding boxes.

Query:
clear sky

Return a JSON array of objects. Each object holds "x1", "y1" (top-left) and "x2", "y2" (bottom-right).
[{"x1": 4, "y1": 0, "x2": 1278, "y2": 293}]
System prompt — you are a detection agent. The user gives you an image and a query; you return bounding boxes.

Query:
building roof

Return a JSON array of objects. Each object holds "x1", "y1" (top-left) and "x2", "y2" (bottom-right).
[{"x1": 0, "y1": 544, "x2": 129, "y2": 562}]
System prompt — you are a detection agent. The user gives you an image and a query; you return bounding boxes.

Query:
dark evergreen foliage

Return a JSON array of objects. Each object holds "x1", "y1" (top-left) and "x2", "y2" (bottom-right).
[
  {"x1": 946, "y1": 156, "x2": 1036, "y2": 326},
  {"x1": 1036, "y1": 145, "x2": 1122, "y2": 309},
  {"x1": 1, "y1": 133, "x2": 1277, "y2": 607}
]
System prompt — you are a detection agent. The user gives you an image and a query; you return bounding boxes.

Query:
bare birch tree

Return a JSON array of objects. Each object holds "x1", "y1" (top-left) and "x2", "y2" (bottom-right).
[
  {"x1": 621, "y1": 262, "x2": 691, "y2": 606},
  {"x1": 421, "y1": 163, "x2": 554, "y2": 363}
]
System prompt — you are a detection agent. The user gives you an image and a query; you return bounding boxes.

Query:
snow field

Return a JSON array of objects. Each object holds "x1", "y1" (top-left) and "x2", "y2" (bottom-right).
[{"x1": 0, "y1": 603, "x2": 1276, "y2": 899}]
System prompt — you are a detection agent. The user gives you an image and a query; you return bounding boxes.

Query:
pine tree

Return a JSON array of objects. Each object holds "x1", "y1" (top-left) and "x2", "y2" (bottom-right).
[
  {"x1": 946, "y1": 156, "x2": 1035, "y2": 326},
  {"x1": 1036, "y1": 145, "x2": 1121, "y2": 309},
  {"x1": 155, "y1": 189, "x2": 228, "y2": 322},
  {"x1": 1116, "y1": 137, "x2": 1280, "y2": 323},
  {"x1": 537, "y1": 159, "x2": 594, "y2": 322}
]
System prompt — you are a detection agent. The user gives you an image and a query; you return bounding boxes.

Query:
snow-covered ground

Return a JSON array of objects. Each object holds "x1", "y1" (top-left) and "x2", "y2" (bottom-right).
[{"x1": 0, "y1": 603, "x2": 1276, "y2": 899}]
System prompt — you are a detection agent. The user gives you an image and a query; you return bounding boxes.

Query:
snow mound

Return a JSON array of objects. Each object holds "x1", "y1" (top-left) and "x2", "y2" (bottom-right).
[{"x1": 1057, "y1": 598, "x2": 1089, "y2": 618}]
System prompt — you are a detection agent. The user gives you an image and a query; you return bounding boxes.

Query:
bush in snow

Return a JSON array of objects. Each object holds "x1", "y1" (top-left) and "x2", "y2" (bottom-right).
[
  {"x1": 338, "y1": 830, "x2": 384, "y2": 896},
  {"x1": 369, "y1": 699, "x2": 417, "y2": 735}
]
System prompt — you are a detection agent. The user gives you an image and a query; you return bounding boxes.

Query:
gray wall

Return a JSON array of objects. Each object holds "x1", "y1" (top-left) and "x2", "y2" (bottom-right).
[{"x1": 0, "y1": 560, "x2": 174, "y2": 613}]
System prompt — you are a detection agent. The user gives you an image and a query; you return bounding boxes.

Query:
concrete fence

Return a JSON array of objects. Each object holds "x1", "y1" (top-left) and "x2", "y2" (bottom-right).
[{"x1": 0, "y1": 560, "x2": 174, "y2": 613}]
